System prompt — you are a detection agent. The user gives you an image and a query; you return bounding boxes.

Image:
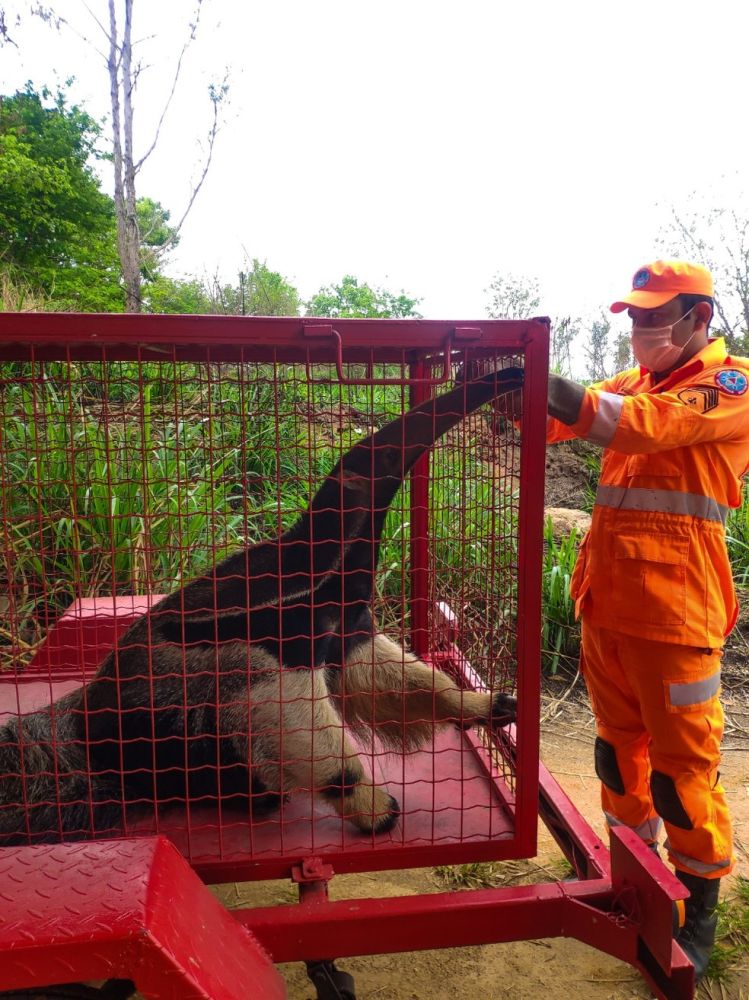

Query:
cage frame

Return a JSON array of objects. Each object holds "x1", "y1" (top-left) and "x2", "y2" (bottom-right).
[{"x1": 0, "y1": 313, "x2": 694, "y2": 1000}]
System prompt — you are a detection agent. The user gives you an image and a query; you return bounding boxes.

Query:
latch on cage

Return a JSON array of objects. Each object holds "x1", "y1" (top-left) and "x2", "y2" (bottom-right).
[{"x1": 302, "y1": 320, "x2": 468, "y2": 386}]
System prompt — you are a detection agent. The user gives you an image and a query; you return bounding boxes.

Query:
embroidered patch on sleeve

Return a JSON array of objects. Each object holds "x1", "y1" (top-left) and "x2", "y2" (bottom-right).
[
  {"x1": 715, "y1": 369, "x2": 748, "y2": 395},
  {"x1": 677, "y1": 385, "x2": 719, "y2": 413}
]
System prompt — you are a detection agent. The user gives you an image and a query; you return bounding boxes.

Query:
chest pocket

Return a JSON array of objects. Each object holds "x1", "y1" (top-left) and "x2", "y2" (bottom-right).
[{"x1": 611, "y1": 533, "x2": 690, "y2": 627}]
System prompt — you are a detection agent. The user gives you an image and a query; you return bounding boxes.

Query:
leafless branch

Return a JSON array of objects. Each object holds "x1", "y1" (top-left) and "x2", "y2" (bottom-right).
[
  {"x1": 78, "y1": 0, "x2": 110, "y2": 45},
  {"x1": 133, "y1": 0, "x2": 204, "y2": 173},
  {"x1": 161, "y1": 73, "x2": 229, "y2": 250},
  {"x1": 668, "y1": 207, "x2": 738, "y2": 337},
  {"x1": 29, "y1": 3, "x2": 64, "y2": 30},
  {"x1": 0, "y1": 8, "x2": 19, "y2": 46},
  {"x1": 131, "y1": 30, "x2": 157, "y2": 46}
]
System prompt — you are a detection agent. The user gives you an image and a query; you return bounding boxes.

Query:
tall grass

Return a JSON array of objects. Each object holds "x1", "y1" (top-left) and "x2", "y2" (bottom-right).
[
  {"x1": 541, "y1": 518, "x2": 581, "y2": 676},
  {"x1": 0, "y1": 364, "x2": 331, "y2": 664},
  {"x1": 0, "y1": 268, "x2": 53, "y2": 312},
  {"x1": 3, "y1": 383, "x2": 243, "y2": 614},
  {"x1": 727, "y1": 498, "x2": 749, "y2": 586}
]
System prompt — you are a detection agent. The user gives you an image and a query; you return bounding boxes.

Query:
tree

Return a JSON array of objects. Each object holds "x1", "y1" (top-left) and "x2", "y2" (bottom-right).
[
  {"x1": 199, "y1": 260, "x2": 301, "y2": 316},
  {"x1": 550, "y1": 316, "x2": 580, "y2": 378},
  {"x1": 142, "y1": 274, "x2": 211, "y2": 314},
  {"x1": 611, "y1": 328, "x2": 633, "y2": 373},
  {"x1": 0, "y1": 84, "x2": 122, "y2": 310},
  {"x1": 658, "y1": 195, "x2": 749, "y2": 353},
  {"x1": 584, "y1": 314, "x2": 612, "y2": 382},
  {"x1": 101, "y1": 0, "x2": 227, "y2": 311},
  {"x1": 307, "y1": 274, "x2": 421, "y2": 319},
  {"x1": 137, "y1": 197, "x2": 179, "y2": 282},
  {"x1": 142, "y1": 260, "x2": 301, "y2": 316},
  {"x1": 236, "y1": 260, "x2": 301, "y2": 316},
  {"x1": 485, "y1": 271, "x2": 579, "y2": 377},
  {"x1": 4, "y1": 2, "x2": 228, "y2": 311},
  {"x1": 486, "y1": 272, "x2": 541, "y2": 320}
]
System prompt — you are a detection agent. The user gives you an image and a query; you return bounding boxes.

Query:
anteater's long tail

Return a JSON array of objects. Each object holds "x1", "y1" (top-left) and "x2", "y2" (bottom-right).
[{"x1": 0, "y1": 696, "x2": 120, "y2": 844}]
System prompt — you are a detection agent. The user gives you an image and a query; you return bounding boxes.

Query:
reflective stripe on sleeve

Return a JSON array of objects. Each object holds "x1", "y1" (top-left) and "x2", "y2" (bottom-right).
[
  {"x1": 665, "y1": 842, "x2": 732, "y2": 876},
  {"x1": 586, "y1": 391, "x2": 624, "y2": 446},
  {"x1": 596, "y1": 484, "x2": 729, "y2": 525},
  {"x1": 669, "y1": 671, "x2": 721, "y2": 708},
  {"x1": 604, "y1": 812, "x2": 663, "y2": 842}
]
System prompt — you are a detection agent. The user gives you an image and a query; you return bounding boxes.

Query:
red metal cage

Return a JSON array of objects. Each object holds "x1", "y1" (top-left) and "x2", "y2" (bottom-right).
[{"x1": 0, "y1": 314, "x2": 693, "y2": 1000}]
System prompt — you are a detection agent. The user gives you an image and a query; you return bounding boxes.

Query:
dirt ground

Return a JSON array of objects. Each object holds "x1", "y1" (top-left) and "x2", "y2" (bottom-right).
[
  {"x1": 214, "y1": 688, "x2": 748, "y2": 1000},
  {"x1": 543, "y1": 437, "x2": 600, "y2": 510}
]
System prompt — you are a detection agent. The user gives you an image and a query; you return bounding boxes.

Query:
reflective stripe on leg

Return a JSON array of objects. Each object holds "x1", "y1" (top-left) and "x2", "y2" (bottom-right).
[
  {"x1": 665, "y1": 842, "x2": 733, "y2": 877},
  {"x1": 604, "y1": 811, "x2": 662, "y2": 842}
]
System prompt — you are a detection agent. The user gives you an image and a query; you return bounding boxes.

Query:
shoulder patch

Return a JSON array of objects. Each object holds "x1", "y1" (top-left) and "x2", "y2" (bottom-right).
[
  {"x1": 715, "y1": 369, "x2": 748, "y2": 396},
  {"x1": 677, "y1": 385, "x2": 719, "y2": 413}
]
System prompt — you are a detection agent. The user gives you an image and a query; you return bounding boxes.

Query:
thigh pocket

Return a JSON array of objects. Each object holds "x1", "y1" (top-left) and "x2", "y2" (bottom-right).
[{"x1": 611, "y1": 532, "x2": 689, "y2": 627}]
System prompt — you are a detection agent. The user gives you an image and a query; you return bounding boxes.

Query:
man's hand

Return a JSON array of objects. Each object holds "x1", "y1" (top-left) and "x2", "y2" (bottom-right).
[{"x1": 547, "y1": 374, "x2": 585, "y2": 426}]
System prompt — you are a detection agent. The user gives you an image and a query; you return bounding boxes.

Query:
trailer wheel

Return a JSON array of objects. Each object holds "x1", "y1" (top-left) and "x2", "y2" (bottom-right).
[
  {"x1": 0, "y1": 981, "x2": 136, "y2": 1000},
  {"x1": 305, "y1": 960, "x2": 357, "y2": 1000}
]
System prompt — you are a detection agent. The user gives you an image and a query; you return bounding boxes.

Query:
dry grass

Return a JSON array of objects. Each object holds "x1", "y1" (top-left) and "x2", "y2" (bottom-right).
[
  {"x1": 0, "y1": 269, "x2": 53, "y2": 311},
  {"x1": 432, "y1": 856, "x2": 575, "y2": 890}
]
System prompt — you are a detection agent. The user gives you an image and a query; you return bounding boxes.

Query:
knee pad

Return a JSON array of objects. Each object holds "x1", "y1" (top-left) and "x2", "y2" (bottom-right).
[
  {"x1": 651, "y1": 770, "x2": 693, "y2": 830},
  {"x1": 594, "y1": 736, "x2": 625, "y2": 795}
]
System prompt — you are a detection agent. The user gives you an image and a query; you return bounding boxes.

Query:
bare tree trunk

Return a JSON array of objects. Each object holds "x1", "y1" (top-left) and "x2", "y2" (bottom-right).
[{"x1": 108, "y1": 0, "x2": 141, "y2": 312}]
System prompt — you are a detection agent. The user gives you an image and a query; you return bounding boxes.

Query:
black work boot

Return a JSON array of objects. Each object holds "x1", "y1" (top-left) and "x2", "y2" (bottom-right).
[{"x1": 675, "y1": 870, "x2": 721, "y2": 981}]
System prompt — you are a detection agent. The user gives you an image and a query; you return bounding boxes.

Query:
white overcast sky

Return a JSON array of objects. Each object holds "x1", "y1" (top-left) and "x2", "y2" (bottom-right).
[{"x1": 2, "y1": 0, "x2": 748, "y2": 334}]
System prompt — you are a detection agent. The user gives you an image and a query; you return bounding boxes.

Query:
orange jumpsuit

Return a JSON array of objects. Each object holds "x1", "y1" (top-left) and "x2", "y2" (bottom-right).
[{"x1": 548, "y1": 338, "x2": 749, "y2": 878}]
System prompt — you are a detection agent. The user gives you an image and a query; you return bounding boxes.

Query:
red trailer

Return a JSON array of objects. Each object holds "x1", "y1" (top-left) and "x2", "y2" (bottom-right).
[{"x1": 0, "y1": 314, "x2": 693, "y2": 999}]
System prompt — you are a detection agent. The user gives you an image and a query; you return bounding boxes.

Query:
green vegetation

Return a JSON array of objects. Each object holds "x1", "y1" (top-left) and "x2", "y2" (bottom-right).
[
  {"x1": 727, "y1": 501, "x2": 749, "y2": 586},
  {"x1": 706, "y1": 876, "x2": 749, "y2": 983},
  {"x1": 0, "y1": 85, "x2": 121, "y2": 310},
  {"x1": 0, "y1": 84, "x2": 420, "y2": 321},
  {"x1": 541, "y1": 519, "x2": 581, "y2": 675},
  {"x1": 306, "y1": 274, "x2": 421, "y2": 319}
]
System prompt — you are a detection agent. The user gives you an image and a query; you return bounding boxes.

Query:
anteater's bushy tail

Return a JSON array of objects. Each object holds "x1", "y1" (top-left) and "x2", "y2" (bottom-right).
[{"x1": 0, "y1": 694, "x2": 122, "y2": 845}]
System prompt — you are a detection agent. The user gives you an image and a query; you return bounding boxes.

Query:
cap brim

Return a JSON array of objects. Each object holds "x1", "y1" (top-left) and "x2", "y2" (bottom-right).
[{"x1": 610, "y1": 290, "x2": 679, "y2": 313}]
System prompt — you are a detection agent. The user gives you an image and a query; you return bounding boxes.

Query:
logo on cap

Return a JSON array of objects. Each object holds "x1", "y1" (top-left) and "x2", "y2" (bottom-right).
[
  {"x1": 633, "y1": 269, "x2": 651, "y2": 289},
  {"x1": 715, "y1": 369, "x2": 748, "y2": 396}
]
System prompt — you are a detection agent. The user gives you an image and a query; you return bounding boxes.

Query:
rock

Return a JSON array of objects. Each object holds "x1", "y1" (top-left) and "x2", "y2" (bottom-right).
[{"x1": 544, "y1": 507, "x2": 591, "y2": 539}]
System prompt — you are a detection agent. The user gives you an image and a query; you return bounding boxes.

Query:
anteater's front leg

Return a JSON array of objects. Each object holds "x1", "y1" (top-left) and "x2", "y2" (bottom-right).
[{"x1": 338, "y1": 633, "x2": 516, "y2": 750}]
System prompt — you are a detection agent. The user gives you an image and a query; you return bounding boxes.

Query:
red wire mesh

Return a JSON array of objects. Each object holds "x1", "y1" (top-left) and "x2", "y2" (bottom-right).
[{"x1": 0, "y1": 321, "x2": 544, "y2": 878}]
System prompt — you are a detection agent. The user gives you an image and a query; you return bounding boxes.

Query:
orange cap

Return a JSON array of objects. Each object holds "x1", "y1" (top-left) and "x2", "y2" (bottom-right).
[{"x1": 610, "y1": 260, "x2": 714, "y2": 313}]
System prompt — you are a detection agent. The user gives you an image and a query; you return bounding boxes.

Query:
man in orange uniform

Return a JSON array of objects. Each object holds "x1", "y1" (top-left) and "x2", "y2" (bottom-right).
[{"x1": 546, "y1": 260, "x2": 749, "y2": 979}]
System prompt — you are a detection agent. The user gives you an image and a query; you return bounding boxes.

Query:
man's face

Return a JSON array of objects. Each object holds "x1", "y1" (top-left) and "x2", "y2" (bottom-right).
[{"x1": 627, "y1": 297, "x2": 706, "y2": 349}]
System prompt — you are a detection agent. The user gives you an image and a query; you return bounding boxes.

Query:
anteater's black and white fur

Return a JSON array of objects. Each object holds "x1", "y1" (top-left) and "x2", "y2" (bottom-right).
[{"x1": 0, "y1": 368, "x2": 522, "y2": 844}]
